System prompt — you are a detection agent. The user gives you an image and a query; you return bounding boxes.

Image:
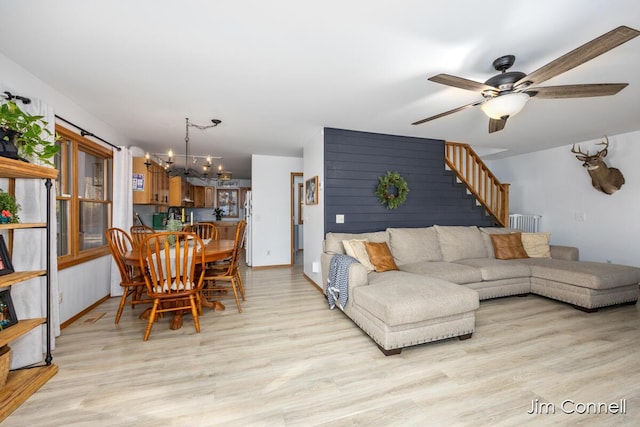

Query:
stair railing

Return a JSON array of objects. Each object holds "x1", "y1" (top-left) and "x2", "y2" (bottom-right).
[{"x1": 444, "y1": 142, "x2": 509, "y2": 227}]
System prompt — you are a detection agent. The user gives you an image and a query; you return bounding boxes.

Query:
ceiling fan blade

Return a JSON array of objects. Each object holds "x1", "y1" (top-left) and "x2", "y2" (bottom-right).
[
  {"x1": 428, "y1": 74, "x2": 496, "y2": 92},
  {"x1": 515, "y1": 25, "x2": 640, "y2": 88},
  {"x1": 412, "y1": 100, "x2": 485, "y2": 126},
  {"x1": 488, "y1": 117, "x2": 507, "y2": 133},
  {"x1": 525, "y1": 83, "x2": 628, "y2": 99}
]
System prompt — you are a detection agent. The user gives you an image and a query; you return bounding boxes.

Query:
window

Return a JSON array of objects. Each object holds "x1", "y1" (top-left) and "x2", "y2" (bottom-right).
[{"x1": 55, "y1": 125, "x2": 113, "y2": 268}]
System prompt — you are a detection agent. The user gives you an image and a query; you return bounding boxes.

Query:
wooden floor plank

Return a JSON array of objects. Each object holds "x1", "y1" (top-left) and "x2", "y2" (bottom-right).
[{"x1": 2, "y1": 262, "x2": 639, "y2": 426}]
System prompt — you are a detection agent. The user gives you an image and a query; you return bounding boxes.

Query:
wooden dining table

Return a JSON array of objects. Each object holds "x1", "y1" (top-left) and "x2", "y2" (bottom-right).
[{"x1": 124, "y1": 238, "x2": 236, "y2": 328}]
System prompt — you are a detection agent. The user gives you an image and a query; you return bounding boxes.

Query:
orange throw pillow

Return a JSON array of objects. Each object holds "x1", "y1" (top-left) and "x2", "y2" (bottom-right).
[
  {"x1": 364, "y1": 242, "x2": 399, "y2": 272},
  {"x1": 490, "y1": 232, "x2": 529, "y2": 260}
]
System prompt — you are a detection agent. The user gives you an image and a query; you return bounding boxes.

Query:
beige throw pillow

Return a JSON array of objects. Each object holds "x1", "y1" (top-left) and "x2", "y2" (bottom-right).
[
  {"x1": 342, "y1": 239, "x2": 375, "y2": 272},
  {"x1": 521, "y1": 232, "x2": 551, "y2": 258}
]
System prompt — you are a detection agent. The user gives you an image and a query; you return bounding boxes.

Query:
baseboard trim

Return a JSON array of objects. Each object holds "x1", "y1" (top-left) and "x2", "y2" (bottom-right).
[
  {"x1": 250, "y1": 264, "x2": 291, "y2": 270},
  {"x1": 303, "y1": 273, "x2": 323, "y2": 294}
]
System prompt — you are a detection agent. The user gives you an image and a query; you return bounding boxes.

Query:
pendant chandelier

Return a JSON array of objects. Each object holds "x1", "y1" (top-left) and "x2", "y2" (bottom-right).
[{"x1": 145, "y1": 117, "x2": 230, "y2": 179}]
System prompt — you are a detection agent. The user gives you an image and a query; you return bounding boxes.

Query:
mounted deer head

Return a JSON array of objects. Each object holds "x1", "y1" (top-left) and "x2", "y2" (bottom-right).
[{"x1": 571, "y1": 136, "x2": 625, "y2": 195}]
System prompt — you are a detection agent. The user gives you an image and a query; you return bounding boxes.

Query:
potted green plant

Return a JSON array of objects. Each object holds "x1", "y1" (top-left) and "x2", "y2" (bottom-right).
[
  {"x1": 166, "y1": 219, "x2": 183, "y2": 246},
  {"x1": 0, "y1": 189, "x2": 20, "y2": 224},
  {"x1": 213, "y1": 207, "x2": 224, "y2": 221},
  {"x1": 0, "y1": 100, "x2": 59, "y2": 165}
]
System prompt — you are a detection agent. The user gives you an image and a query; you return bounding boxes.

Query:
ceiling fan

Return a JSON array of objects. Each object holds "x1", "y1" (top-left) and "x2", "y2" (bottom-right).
[{"x1": 412, "y1": 25, "x2": 640, "y2": 133}]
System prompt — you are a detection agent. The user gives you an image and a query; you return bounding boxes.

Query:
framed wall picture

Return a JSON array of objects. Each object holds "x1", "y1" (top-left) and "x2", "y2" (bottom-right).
[
  {"x1": 216, "y1": 189, "x2": 239, "y2": 218},
  {"x1": 0, "y1": 235, "x2": 14, "y2": 276},
  {"x1": 0, "y1": 289, "x2": 17, "y2": 330},
  {"x1": 305, "y1": 176, "x2": 318, "y2": 205}
]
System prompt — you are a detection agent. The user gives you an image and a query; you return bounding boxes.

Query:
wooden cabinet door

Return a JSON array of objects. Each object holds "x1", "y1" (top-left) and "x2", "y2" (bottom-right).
[
  {"x1": 204, "y1": 187, "x2": 214, "y2": 208},
  {"x1": 193, "y1": 186, "x2": 205, "y2": 208},
  {"x1": 132, "y1": 157, "x2": 152, "y2": 204},
  {"x1": 169, "y1": 176, "x2": 182, "y2": 206}
]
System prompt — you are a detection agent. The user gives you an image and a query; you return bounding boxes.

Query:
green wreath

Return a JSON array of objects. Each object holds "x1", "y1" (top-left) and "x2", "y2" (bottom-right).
[{"x1": 375, "y1": 171, "x2": 409, "y2": 209}]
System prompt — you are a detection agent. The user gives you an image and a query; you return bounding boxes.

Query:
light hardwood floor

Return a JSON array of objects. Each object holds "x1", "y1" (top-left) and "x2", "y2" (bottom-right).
[{"x1": 4, "y1": 263, "x2": 640, "y2": 426}]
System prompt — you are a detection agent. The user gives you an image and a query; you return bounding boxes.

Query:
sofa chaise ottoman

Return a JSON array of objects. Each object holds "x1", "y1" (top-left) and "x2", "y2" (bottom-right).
[{"x1": 350, "y1": 271, "x2": 478, "y2": 355}]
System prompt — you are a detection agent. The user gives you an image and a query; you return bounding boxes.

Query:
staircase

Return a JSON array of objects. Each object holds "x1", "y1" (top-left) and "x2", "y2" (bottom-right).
[{"x1": 445, "y1": 142, "x2": 509, "y2": 227}]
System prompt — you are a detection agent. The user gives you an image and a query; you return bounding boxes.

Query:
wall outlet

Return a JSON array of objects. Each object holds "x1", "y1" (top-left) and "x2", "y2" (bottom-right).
[
  {"x1": 574, "y1": 212, "x2": 586, "y2": 222},
  {"x1": 336, "y1": 214, "x2": 344, "y2": 224},
  {"x1": 312, "y1": 261, "x2": 320, "y2": 273},
  {"x1": 58, "y1": 292, "x2": 63, "y2": 303}
]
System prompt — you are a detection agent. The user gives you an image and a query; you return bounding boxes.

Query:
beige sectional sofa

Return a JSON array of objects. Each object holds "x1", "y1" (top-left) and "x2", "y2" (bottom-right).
[{"x1": 321, "y1": 225, "x2": 640, "y2": 355}]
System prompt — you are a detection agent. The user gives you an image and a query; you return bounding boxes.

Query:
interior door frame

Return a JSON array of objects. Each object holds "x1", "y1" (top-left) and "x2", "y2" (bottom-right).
[{"x1": 290, "y1": 172, "x2": 303, "y2": 265}]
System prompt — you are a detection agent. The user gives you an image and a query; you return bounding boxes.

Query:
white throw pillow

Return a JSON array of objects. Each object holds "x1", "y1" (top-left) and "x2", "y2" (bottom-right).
[
  {"x1": 521, "y1": 232, "x2": 551, "y2": 258},
  {"x1": 342, "y1": 239, "x2": 375, "y2": 272}
]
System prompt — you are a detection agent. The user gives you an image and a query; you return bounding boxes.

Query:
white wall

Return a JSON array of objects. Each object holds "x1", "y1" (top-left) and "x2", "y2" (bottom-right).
[
  {"x1": 486, "y1": 130, "x2": 640, "y2": 267},
  {"x1": 1, "y1": 52, "x2": 135, "y2": 323},
  {"x1": 251, "y1": 154, "x2": 303, "y2": 267},
  {"x1": 302, "y1": 131, "x2": 325, "y2": 286}
]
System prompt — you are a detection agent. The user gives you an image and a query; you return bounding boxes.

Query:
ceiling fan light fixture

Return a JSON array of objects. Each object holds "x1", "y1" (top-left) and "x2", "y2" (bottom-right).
[{"x1": 480, "y1": 92, "x2": 530, "y2": 120}]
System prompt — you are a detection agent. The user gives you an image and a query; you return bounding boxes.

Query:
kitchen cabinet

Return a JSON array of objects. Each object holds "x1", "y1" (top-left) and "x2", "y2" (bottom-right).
[
  {"x1": 0, "y1": 157, "x2": 58, "y2": 422},
  {"x1": 193, "y1": 186, "x2": 205, "y2": 208},
  {"x1": 204, "y1": 187, "x2": 214, "y2": 208},
  {"x1": 169, "y1": 176, "x2": 193, "y2": 206},
  {"x1": 132, "y1": 157, "x2": 168, "y2": 205},
  {"x1": 192, "y1": 186, "x2": 214, "y2": 208}
]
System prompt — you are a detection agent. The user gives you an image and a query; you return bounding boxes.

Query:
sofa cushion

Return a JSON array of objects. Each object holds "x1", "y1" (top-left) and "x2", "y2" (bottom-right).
[
  {"x1": 365, "y1": 242, "x2": 399, "y2": 273},
  {"x1": 519, "y1": 258, "x2": 640, "y2": 290},
  {"x1": 434, "y1": 225, "x2": 488, "y2": 261},
  {"x1": 521, "y1": 232, "x2": 551, "y2": 258},
  {"x1": 399, "y1": 261, "x2": 482, "y2": 284},
  {"x1": 479, "y1": 227, "x2": 521, "y2": 258},
  {"x1": 455, "y1": 258, "x2": 532, "y2": 281},
  {"x1": 387, "y1": 227, "x2": 442, "y2": 265},
  {"x1": 352, "y1": 271, "x2": 479, "y2": 327},
  {"x1": 325, "y1": 231, "x2": 388, "y2": 255},
  {"x1": 490, "y1": 232, "x2": 529, "y2": 260},
  {"x1": 342, "y1": 239, "x2": 375, "y2": 272}
]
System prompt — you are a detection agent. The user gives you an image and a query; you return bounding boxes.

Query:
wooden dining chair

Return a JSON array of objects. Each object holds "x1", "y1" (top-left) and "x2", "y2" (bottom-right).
[
  {"x1": 106, "y1": 227, "x2": 151, "y2": 324},
  {"x1": 182, "y1": 222, "x2": 218, "y2": 240},
  {"x1": 202, "y1": 220, "x2": 247, "y2": 313},
  {"x1": 138, "y1": 231, "x2": 205, "y2": 341},
  {"x1": 130, "y1": 225, "x2": 155, "y2": 248}
]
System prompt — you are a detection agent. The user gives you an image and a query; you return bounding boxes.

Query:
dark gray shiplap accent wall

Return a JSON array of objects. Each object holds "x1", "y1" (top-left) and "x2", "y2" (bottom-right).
[{"x1": 324, "y1": 127, "x2": 494, "y2": 233}]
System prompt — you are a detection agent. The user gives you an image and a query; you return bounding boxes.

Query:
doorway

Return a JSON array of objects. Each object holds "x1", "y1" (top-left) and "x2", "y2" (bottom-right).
[{"x1": 291, "y1": 172, "x2": 304, "y2": 265}]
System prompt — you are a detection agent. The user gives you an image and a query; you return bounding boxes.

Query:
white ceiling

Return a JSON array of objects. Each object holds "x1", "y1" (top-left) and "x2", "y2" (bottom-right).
[{"x1": 1, "y1": 1, "x2": 640, "y2": 179}]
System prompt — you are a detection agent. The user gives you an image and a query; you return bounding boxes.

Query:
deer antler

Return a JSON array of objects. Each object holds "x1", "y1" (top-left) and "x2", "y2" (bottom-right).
[
  {"x1": 596, "y1": 136, "x2": 609, "y2": 153},
  {"x1": 571, "y1": 144, "x2": 589, "y2": 156}
]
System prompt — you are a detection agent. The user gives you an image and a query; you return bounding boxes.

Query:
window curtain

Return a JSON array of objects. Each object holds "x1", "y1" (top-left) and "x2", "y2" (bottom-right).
[
  {"x1": 110, "y1": 147, "x2": 133, "y2": 296},
  {"x1": 5, "y1": 97, "x2": 60, "y2": 369}
]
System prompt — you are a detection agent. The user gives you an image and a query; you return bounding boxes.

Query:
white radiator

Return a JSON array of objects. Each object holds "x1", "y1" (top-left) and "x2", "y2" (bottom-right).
[{"x1": 508, "y1": 214, "x2": 541, "y2": 232}]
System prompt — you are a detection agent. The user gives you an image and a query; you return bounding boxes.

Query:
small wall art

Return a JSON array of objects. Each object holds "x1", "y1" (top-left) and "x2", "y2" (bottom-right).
[
  {"x1": 0, "y1": 235, "x2": 14, "y2": 276},
  {"x1": 0, "y1": 289, "x2": 17, "y2": 330},
  {"x1": 305, "y1": 176, "x2": 318, "y2": 205}
]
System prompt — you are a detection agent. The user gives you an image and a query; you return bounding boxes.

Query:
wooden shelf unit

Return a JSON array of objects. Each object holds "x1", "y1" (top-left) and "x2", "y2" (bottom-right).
[
  {"x1": 0, "y1": 156, "x2": 57, "y2": 422},
  {"x1": 0, "y1": 365, "x2": 58, "y2": 422}
]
